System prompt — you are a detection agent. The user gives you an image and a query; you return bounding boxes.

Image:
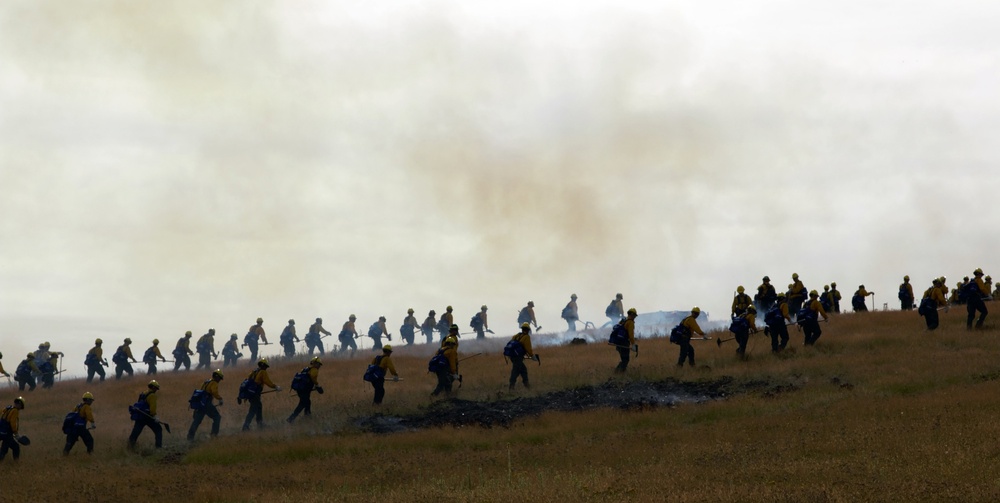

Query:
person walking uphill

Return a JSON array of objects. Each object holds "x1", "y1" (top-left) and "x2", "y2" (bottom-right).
[
  {"x1": 339, "y1": 315, "x2": 359, "y2": 354},
  {"x1": 430, "y1": 338, "x2": 459, "y2": 397},
  {"x1": 366, "y1": 346, "x2": 399, "y2": 405},
  {"x1": 288, "y1": 358, "x2": 323, "y2": 423},
  {"x1": 187, "y1": 369, "x2": 224, "y2": 441},
  {"x1": 244, "y1": 318, "x2": 268, "y2": 364},
  {"x1": 64, "y1": 392, "x2": 96, "y2": 455},
  {"x1": 279, "y1": 319, "x2": 299, "y2": 357},
  {"x1": 919, "y1": 278, "x2": 948, "y2": 330},
  {"x1": 470, "y1": 305, "x2": 490, "y2": 339},
  {"x1": 85, "y1": 338, "x2": 107, "y2": 383},
  {"x1": 14, "y1": 354, "x2": 38, "y2": 392},
  {"x1": 507, "y1": 323, "x2": 536, "y2": 390},
  {"x1": 614, "y1": 308, "x2": 639, "y2": 373},
  {"x1": 143, "y1": 339, "x2": 167, "y2": 375},
  {"x1": 127, "y1": 380, "x2": 162, "y2": 450},
  {"x1": 562, "y1": 294, "x2": 580, "y2": 332},
  {"x1": 173, "y1": 331, "x2": 194, "y2": 371},
  {"x1": 306, "y1": 318, "x2": 331, "y2": 355},
  {"x1": 112, "y1": 338, "x2": 138, "y2": 380},
  {"x1": 764, "y1": 293, "x2": 792, "y2": 352},
  {"x1": 966, "y1": 268, "x2": 990, "y2": 330},
  {"x1": 421, "y1": 310, "x2": 437, "y2": 345},
  {"x1": 367, "y1": 316, "x2": 391, "y2": 350},
  {"x1": 221, "y1": 334, "x2": 241, "y2": 367},
  {"x1": 241, "y1": 359, "x2": 281, "y2": 431},
  {"x1": 800, "y1": 291, "x2": 829, "y2": 345},
  {"x1": 195, "y1": 329, "x2": 217, "y2": 371},
  {"x1": 518, "y1": 301, "x2": 539, "y2": 330},
  {"x1": 0, "y1": 397, "x2": 26, "y2": 461},
  {"x1": 401, "y1": 308, "x2": 420, "y2": 345},
  {"x1": 852, "y1": 285, "x2": 874, "y2": 312},
  {"x1": 675, "y1": 307, "x2": 705, "y2": 367},
  {"x1": 899, "y1": 276, "x2": 915, "y2": 310}
]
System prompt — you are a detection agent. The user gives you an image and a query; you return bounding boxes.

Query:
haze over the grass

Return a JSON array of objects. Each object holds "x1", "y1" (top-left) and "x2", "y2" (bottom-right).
[{"x1": 1, "y1": 1, "x2": 997, "y2": 368}]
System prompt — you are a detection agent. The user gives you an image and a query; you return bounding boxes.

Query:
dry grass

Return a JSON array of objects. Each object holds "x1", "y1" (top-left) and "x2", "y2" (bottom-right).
[{"x1": 3, "y1": 310, "x2": 1000, "y2": 502}]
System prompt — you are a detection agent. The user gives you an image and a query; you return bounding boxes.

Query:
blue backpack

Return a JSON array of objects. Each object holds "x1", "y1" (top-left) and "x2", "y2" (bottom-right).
[
  {"x1": 142, "y1": 347, "x2": 158, "y2": 364},
  {"x1": 62, "y1": 404, "x2": 86, "y2": 434},
  {"x1": 112, "y1": 347, "x2": 128, "y2": 365},
  {"x1": 470, "y1": 314, "x2": 483, "y2": 330},
  {"x1": 238, "y1": 370, "x2": 261, "y2": 400},
  {"x1": 129, "y1": 392, "x2": 151, "y2": 421},
  {"x1": 503, "y1": 338, "x2": 526, "y2": 358},
  {"x1": 188, "y1": 381, "x2": 213, "y2": 411},
  {"x1": 363, "y1": 356, "x2": 386, "y2": 382},
  {"x1": 797, "y1": 306, "x2": 818, "y2": 325},
  {"x1": 608, "y1": 321, "x2": 629, "y2": 346},
  {"x1": 517, "y1": 308, "x2": 532, "y2": 324},
  {"x1": 605, "y1": 302, "x2": 618, "y2": 318},
  {"x1": 84, "y1": 352, "x2": 100, "y2": 367},
  {"x1": 291, "y1": 367, "x2": 314, "y2": 391},
  {"x1": 244, "y1": 326, "x2": 259, "y2": 345},
  {"x1": 428, "y1": 350, "x2": 449, "y2": 373},
  {"x1": 368, "y1": 323, "x2": 382, "y2": 338},
  {"x1": 764, "y1": 307, "x2": 785, "y2": 327},
  {"x1": 729, "y1": 316, "x2": 750, "y2": 334},
  {"x1": 669, "y1": 323, "x2": 690, "y2": 345}
]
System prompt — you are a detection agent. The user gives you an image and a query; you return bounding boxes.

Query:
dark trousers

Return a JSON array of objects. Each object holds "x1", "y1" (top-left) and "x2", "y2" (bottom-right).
[
  {"x1": 565, "y1": 318, "x2": 577, "y2": 332},
  {"x1": 16, "y1": 376, "x2": 35, "y2": 391},
  {"x1": 65, "y1": 426, "x2": 94, "y2": 454},
  {"x1": 288, "y1": 390, "x2": 312, "y2": 421},
  {"x1": 174, "y1": 354, "x2": 191, "y2": 371},
  {"x1": 146, "y1": 363, "x2": 158, "y2": 375},
  {"x1": 924, "y1": 308, "x2": 940, "y2": 330},
  {"x1": 243, "y1": 395, "x2": 264, "y2": 430},
  {"x1": 968, "y1": 298, "x2": 988, "y2": 329},
  {"x1": 372, "y1": 379, "x2": 386, "y2": 404},
  {"x1": 115, "y1": 362, "x2": 134, "y2": 380},
  {"x1": 247, "y1": 341, "x2": 259, "y2": 363},
  {"x1": 734, "y1": 329, "x2": 749, "y2": 355},
  {"x1": 339, "y1": 335, "x2": 357, "y2": 352},
  {"x1": 803, "y1": 321, "x2": 822, "y2": 345},
  {"x1": 615, "y1": 346, "x2": 630, "y2": 372},
  {"x1": 509, "y1": 356, "x2": 529, "y2": 389},
  {"x1": 768, "y1": 323, "x2": 789, "y2": 351},
  {"x1": 677, "y1": 340, "x2": 694, "y2": 366},
  {"x1": 306, "y1": 338, "x2": 324, "y2": 355},
  {"x1": 128, "y1": 416, "x2": 163, "y2": 448},
  {"x1": 282, "y1": 341, "x2": 296, "y2": 357},
  {"x1": 423, "y1": 329, "x2": 434, "y2": 345},
  {"x1": 474, "y1": 328, "x2": 485, "y2": 340},
  {"x1": 431, "y1": 370, "x2": 453, "y2": 396},
  {"x1": 0, "y1": 434, "x2": 20, "y2": 460},
  {"x1": 371, "y1": 336, "x2": 383, "y2": 350},
  {"x1": 789, "y1": 298, "x2": 804, "y2": 319},
  {"x1": 86, "y1": 364, "x2": 106, "y2": 383},
  {"x1": 901, "y1": 298, "x2": 914, "y2": 310},
  {"x1": 188, "y1": 404, "x2": 221, "y2": 439},
  {"x1": 41, "y1": 372, "x2": 55, "y2": 388},
  {"x1": 196, "y1": 351, "x2": 211, "y2": 370},
  {"x1": 223, "y1": 354, "x2": 237, "y2": 367}
]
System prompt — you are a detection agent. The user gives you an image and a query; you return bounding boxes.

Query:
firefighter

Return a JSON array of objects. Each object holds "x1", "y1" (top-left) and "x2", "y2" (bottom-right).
[
  {"x1": 0, "y1": 397, "x2": 26, "y2": 461},
  {"x1": 852, "y1": 285, "x2": 874, "y2": 312},
  {"x1": 439, "y1": 306, "x2": 456, "y2": 340},
  {"x1": 562, "y1": 294, "x2": 580, "y2": 332},
  {"x1": 732, "y1": 286, "x2": 752, "y2": 317},
  {"x1": 764, "y1": 292, "x2": 792, "y2": 352},
  {"x1": 221, "y1": 334, "x2": 241, "y2": 367},
  {"x1": 401, "y1": 309, "x2": 420, "y2": 345},
  {"x1": 676, "y1": 307, "x2": 705, "y2": 367},
  {"x1": 801, "y1": 290, "x2": 830, "y2": 345},
  {"x1": 288, "y1": 358, "x2": 324, "y2": 422},
  {"x1": 113, "y1": 338, "x2": 138, "y2": 380},
  {"x1": 64, "y1": 392, "x2": 96, "y2": 455},
  {"x1": 508, "y1": 323, "x2": 536, "y2": 390},
  {"x1": 604, "y1": 293, "x2": 625, "y2": 327},
  {"x1": 471, "y1": 305, "x2": 490, "y2": 339},
  {"x1": 367, "y1": 316, "x2": 390, "y2": 350},
  {"x1": 517, "y1": 301, "x2": 539, "y2": 330},
  {"x1": 195, "y1": 329, "x2": 217, "y2": 371},
  {"x1": 339, "y1": 315, "x2": 359, "y2": 353},
  {"x1": 244, "y1": 318, "x2": 268, "y2": 363},
  {"x1": 967, "y1": 268, "x2": 990, "y2": 330},
  {"x1": 173, "y1": 331, "x2": 195, "y2": 371},
  {"x1": 788, "y1": 273, "x2": 806, "y2": 318},
  {"x1": 442, "y1": 324, "x2": 460, "y2": 349},
  {"x1": 14, "y1": 354, "x2": 37, "y2": 391},
  {"x1": 279, "y1": 319, "x2": 299, "y2": 357},
  {"x1": 241, "y1": 358, "x2": 281, "y2": 431},
  {"x1": 306, "y1": 318, "x2": 331, "y2": 355},
  {"x1": 830, "y1": 282, "x2": 842, "y2": 313},
  {"x1": 142, "y1": 339, "x2": 167, "y2": 375},
  {"x1": 187, "y1": 369, "x2": 224, "y2": 441},
  {"x1": 755, "y1": 277, "x2": 777, "y2": 312},
  {"x1": 127, "y1": 380, "x2": 162, "y2": 450},
  {"x1": 615, "y1": 308, "x2": 638, "y2": 373},
  {"x1": 421, "y1": 310, "x2": 437, "y2": 345},
  {"x1": 899, "y1": 275, "x2": 915, "y2": 310},
  {"x1": 368, "y1": 347, "x2": 399, "y2": 405},
  {"x1": 431, "y1": 338, "x2": 459, "y2": 397},
  {"x1": 919, "y1": 279, "x2": 948, "y2": 330},
  {"x1": 85, "y1": 338, "x2": 107, "y2": 383},
  {"x1": 0, "y1": 352, "x2": 7, "y2": 379}
]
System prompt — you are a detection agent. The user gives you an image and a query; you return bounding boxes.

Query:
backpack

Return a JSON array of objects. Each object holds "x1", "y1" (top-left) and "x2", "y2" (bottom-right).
[
  {"x1": 188, "y1": 380, "x2": 213, "y2": 411},
  {"x1": 605, "y1": 301, "x2": 617, "y2": 318},
  {"x1": 142, "y1": 347, "x2": 157, "y2": 364},
  {"x1": 62, "y1": 404, "x2": 86, "y2": 434},
  {"x1": 15, "y1": 361, "x2": 31, "y2": 380},
  {"x1": 291, "y1": 367, "x2": 314, "y2": 392},
  {"x1": 851, "y1": 294, "x2": 865, "y2": 309},
  {"x1": 436, "y1": 317, "x2": 450, "y2": 334},
  {"x1": 280, "y1": 327, "x2": 294, "y2": 345},
  {"x1": 797, "y1": 306, "x2": 818, "y2": 325},
  {"x1": 764, "y1": 307, "x2": 785, "y2": 326},
  {"x1": 238, "y1": 370, "x2": 261, "y2": 400},
  {"x1": 112, "y1": 347, "x2": 128, "y2": 365},
  {"x1": 503, "y1": 337, "x2": 526, "y2": 358},
  {"x1": 517, "y1": 308, "x2": 532, "y2": 325},
  {"x1": 918, "y1": 297, "x2": 934, "y2": 316},
  {"x1": 363, "y1": 356, "x2": 386, "y2": 383},
  {"x1": 669, "y1": 323, "x2": 691, "y2": 345},
  {"x1": 195, "y1": 339, "x2": 209, "y2": 353},
  {"x1": 820, "y1": 295, "x2": 832, "y2": 312},
  {"x1": 561, "y1": 305, "x2": 575, "y2": 320},
  {"x1": 729, "y1": 316, "x2": 750, "y2": 334},
  {"x1": 608, "y1": 320, "x2": 629, "y2": 346},
  {"x1": 428, "y1": 350, "x2": 449, "y2": 373},
  {"x1": 368, "y1": 323, "x2": 382, "y2": 338},
  {"x1": 244, "y1": 326, "x2": 259, "y2": 345},
  {"x1": 964, "y1": 280, "x2": 983, "y2": 300},
  {"x1": 470, "y1": 313, "x2": 483, "y2": 330},
  {"x1": 0, "y1": 406, "x2": 14, "y2": 436},
  {"x1": 84, "y1": 352, "x2": 100, "y2": 367},
  {"x1": 129, "y1": 392, "x2": 151, "y2": 421},
  {"x1": 898, "y1": 284, "x2": 909, "y2": 301},
  {"x1": 39, "y1": 360, "x2": 54, "y2": 374}
]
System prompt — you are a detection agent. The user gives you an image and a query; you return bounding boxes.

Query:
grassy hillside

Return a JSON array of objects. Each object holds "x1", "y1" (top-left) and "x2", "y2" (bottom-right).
[{"x1": 2, "y1": 310, "x2": 1000, "y2": 502}]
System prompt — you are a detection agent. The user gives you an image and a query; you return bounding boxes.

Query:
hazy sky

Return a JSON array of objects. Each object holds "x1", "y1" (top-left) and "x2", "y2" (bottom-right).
[{"x1": 2, "y1": 1, "x2": 997, "y2": 364}]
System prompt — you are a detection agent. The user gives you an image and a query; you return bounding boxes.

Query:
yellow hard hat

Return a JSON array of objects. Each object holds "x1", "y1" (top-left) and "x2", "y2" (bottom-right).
[
  {"x1": 382, "y1": 345, "x2": 393, "y2": 352},
  {"x1": 148, "y1": 380, "x2": 160, "y2": 390},
  {"x1": 43, "y1": 342, "x2": 50, "y2": 347},
  {"x1": 26, "y1": 352, "x2": 34, "y2": 358},
  {"x1": 407, "y1": 308, "x2": 414, "y2": 314},
  {"x1": 627, "y1": 308, "x2": 638, "y2": 316},
  {"x1": 124, "y1": 338, "x2": 132, "y2": 344},
  {"x1": 809, "y1": 290, "x2": 819, "y2": 297},
  {"x1": 310, "y1": 357, "x2": 323, "y2": 366},
  {"x1": 82, "y1": 392, "x2": 95, "y2": 401},
  {"x1": 230, "y1": 334, "x2": 238, "y2": 339},
  {"x1": 256, "y1": 317, "x2": 263, "y2": 323},
  {"x1": 831, "y1": 282, "x2": 837, "y2": 287},
  {"x1": 153, "y1": 338, "x2": 159, "y2": 345},
  {"x1": 185, "y1": 331, "x2": 192, "y2": 337},
  {"x1": 975, "y1": 268, "x2": 984, "y2": 276},
  {"x1": 737, "y1": 286, "x2": 745, "y2": 293},
  {"x1": 14, "y1": 396, "x2": 25, "y2": 407},
  {"x1": 212, "y1": 369, "x2": 224, "y2": 380},
  {"x1": 904, "y1": 275, "x2": 910, "y2": 281},
  {"x1": 571, "y1": 294, "x2": 578, "y2": 299},
  {"x1": 446, "y1": 306, "x2": 453, "y2": 311},
  {"x1": 481, "y1": 305, "x2": 487, "y2": 310},
  {"x1": 691, "y1": 307, "x2": 701, "y2": 314},
  {"x1": 823, "y1": 285, "x2": 829, "y2": 290},
  {"x1": 616, "y1": 293, "x2": 623, "y2": 299},
  {"x1": 792, "y1": 273, "x2": 799, "y2": 279},
  {"x1": 257, "y1": 358, "x2": 269, "y2": 368},
  {"x1": 349, "y1": 314, "x2": 356, "y2": 320},
  {"x1": 95, "y1": 338, "x2": 103, "y2": 345},
  {"x1": 520, "y1": 322, "x2": 531, "y2": 330},
  {"x1": 527, "y1": 301, "x2": 534, "y2": 307}
]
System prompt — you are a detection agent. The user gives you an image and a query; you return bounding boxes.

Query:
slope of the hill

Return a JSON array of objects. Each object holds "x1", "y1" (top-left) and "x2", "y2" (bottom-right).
[{"x1": 2, "y1": 309, "x2": 1000, "y2": 502}]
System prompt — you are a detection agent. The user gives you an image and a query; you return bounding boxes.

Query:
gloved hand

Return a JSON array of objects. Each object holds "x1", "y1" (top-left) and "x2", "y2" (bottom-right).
[
  {"x1": 392, "y1": 376, "x2": 399, "y2": 382},
  {"x1": 450, "y1": 374, "x2": 460, "y2": 380},
  {"x1": 316, "y1": 386, "x2": 324, "y2": 394},
  {"x1": 275, "y1": 386, "x2": 283, "y2": 392},
  {"x1": 153, "y1": 416, "x2": 161, "y2": 424},
  {"x1": 237, "y1": 397, "x2": 243, "y2": 405},
  {"x1": 90, "y1": 422, "x2": 97, "y2": 429},
  {"x1": 218, "y1": 399, "x2": 224, "y2": 407}
]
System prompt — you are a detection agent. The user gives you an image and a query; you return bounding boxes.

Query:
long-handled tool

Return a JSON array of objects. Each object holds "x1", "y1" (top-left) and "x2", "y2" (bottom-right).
[
  {"x1": 458, "y1": 353, "x2": 483, "y2": 363},
  {"x1": 129, "y1": 407, "x2": 171, "y2": 434},
  {"x1": 59, "y1": 355, "x2": 63, "y2": 382},
  {"x1": 607, "y1": 342, "x2": 639, "y2": 358}
]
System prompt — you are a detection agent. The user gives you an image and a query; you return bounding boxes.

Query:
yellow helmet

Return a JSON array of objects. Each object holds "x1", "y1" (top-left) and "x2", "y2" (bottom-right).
[
  {"x1": 82, "y1": 392, "x2": 95, "y2": 401},
  {"x1": 792, "y1": 273, "x2": 799, "y2": 279},
  {"x1": 809, "y1": 290, "x2": 819, "y2": 297},
  {"x1": 903, "y1": 275, "x2": 910, "y2": 281},
  {"x1": 407, "y1": 308, "x2": 414, "y2": 314},
  {"x1": 185, "y1": 331, "x2": 192, "y2": 337},
  {"x1": 737, "y1": 286, "x2": 745, "y2": 293},
  {"x1": 571, "y1": 294, "x2": 577, "y2": 299},
  {"x1": 481, "y1": 305, "x2": 487, "y2": 311},
  {"x1": 257, "y1": 358, "x2": 269, "y2": 368},
  {"x1": 520, "y1": 322, "x2": 531, "y2": 330},
  {"x1": 256, "y1": 317, "x2": 263, "y2": 323},
  {"x1": 975, "y1": 268, "x2": 984, "y2": 276},
  {"x1": 446, "y1": 306, "x2": 453, "y2": 311},
  {"x1": 527, "y1": 301, "x2": 534, "y2": 307},
  {"x1": 382, "y1": 345, "x2": 393, "y2": 352},
  {"x1": 152, "y1": 339, "x2": 159, "y2": 345},
  {"x1": 831, "y1": 282, "x2": 837, "y2": 287},
  {"x1": 124, "y1": 338, "x2": 132, "y2": 344},
  {"x1": 95, "y1": 338, "x2": 103, "y2": 345},
  {"x1": 627, "y1": 308, "x2": 638, "y2": 316},
  {"x1": 310, "y1": 357, "x2": 323, "y2": 366},
  {"x1": 823, "y1": 285, "x2": 829, "y2": 291},
  {"x1": 14, "y1": 396, "x2": 25, "y2": 407},
  {"x1": 616, "y1": 293, "x2": 623, "y2": 299},
  {"x1": 230, "y1": 334, "x2": 238, "y2": 340},
  {"x1": 212, "y1": 369, "x2": 224, "y2": 380},
  {"x1": 26, "y1": 352, "x2": 34, "y2": 359},
  {"x1": 691, "y1": 307, "x2": 701, "y2": 314},
  {"x1": 43, "y1": 342, "x2": 50, "y2": 348},
  {"x1": 349, "y1": 314, "x2": 356, "y2": 320},
  {"x1": 148, "y1": 380, "x2": 160, "y2": 390}
]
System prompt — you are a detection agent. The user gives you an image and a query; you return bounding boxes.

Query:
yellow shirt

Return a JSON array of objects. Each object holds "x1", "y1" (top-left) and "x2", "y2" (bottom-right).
[
  {"x1": 75, "y1": 402, "x2": 95, "y2": 423},
  {"x1": 251, "y1": 368, "x2": 277, "y2": 390},
  {"x1": 809, "y1": 299, "x2": 829, "y2": 320},
  {"x1": 681, "y1": 316, "x2": 705, "y2": 336},
  {"x1": 143, "y1": 391, "x2": 158, "y2": 416},
  {"x1": 375, "y1": 355, "x2": 398, "y2": 377},
  {"x1": 88, "y1": 346, "x2": 104, "y2": 360},
  {"x1": 731, "y1": 293, "x2": 752, "y2": 314},
  {"x1": 176, "y1": 337, "x2": 193, "y2": 355},
  {"x1": 2, "y1": 406, "x2": 20, "y2": 433},
  {"x1": 923, "y1": 287, "x2": 946, "y2": 307},
  {"x1": 203, "y1": 379, "x2": 222, "y2": 400},
  {"x1": 512, "y1": 332, "x2": 535, "y2": 357},
  {"x1": 442, "y1": 347, "x2": 458, "y2": 373}
]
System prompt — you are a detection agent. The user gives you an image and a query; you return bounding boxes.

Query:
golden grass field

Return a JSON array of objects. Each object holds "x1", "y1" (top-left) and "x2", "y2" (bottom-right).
[{"x1": 2, "y1": 309, "x2": 1000, "y2": 502}]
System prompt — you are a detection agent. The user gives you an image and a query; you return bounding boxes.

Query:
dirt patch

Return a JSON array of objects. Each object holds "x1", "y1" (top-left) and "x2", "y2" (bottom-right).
[{"x1": 357, "y1": 376, "x2": 790, "y2": 433}]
